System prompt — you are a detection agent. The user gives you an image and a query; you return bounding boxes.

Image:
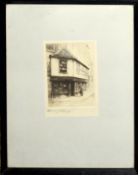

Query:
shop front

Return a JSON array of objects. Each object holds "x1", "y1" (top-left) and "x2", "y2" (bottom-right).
[{"x1": 50, "y1": 77, "x2": 87, "y2": 98}]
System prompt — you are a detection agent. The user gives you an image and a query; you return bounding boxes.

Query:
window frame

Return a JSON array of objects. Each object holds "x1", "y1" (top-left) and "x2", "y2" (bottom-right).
[{"x1": 59, "y1": 58, "x2": 67, "y2": 74}]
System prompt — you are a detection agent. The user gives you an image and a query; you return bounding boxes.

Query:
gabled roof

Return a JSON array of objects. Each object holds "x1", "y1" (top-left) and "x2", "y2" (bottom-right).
[
  {"x1": 51, "y1": 49, "x2": 75, "y2": 59},
  {"x1": 51, "y1": 48, "x2": 89, "y2": 69}
]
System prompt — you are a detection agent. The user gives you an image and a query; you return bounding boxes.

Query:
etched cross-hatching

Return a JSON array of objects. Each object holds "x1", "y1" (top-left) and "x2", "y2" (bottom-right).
[{"x1": 45, "y1": 41, "x2": 98, "y2": 114}]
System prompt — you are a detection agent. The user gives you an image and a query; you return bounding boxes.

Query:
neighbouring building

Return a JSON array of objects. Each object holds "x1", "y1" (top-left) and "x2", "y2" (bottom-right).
[{"x1": 47, "y1": 47, "x2": 90, "y2": 98}]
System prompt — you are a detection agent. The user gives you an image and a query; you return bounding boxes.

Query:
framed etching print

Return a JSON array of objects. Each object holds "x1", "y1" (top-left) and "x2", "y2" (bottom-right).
[
  {"x1": 44, "y1": 41, "x2": 98, "y2": 117},
  {"x1": 3, "y1": 3, "x2": 137, "y2": 175}
]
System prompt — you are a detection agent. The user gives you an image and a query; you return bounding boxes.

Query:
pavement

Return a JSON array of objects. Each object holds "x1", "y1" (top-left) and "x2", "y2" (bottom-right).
[{"x1": 49, "y1": 91, "x2": 95, "y2": 107}]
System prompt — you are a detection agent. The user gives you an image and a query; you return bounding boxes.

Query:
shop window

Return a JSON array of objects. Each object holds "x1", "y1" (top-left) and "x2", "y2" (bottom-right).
[{"x1": 59, "y1": 59, "x2": 67, "y2": 73}]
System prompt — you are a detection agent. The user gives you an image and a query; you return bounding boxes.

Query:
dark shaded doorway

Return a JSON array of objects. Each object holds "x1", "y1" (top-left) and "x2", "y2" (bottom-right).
[{"x1": 71, "y1": 81, "x2": 74, "y2": 96}]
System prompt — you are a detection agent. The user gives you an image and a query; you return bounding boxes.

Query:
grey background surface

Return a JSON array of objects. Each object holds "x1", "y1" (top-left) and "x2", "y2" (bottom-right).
[{"x1": 6, "y1": 5, "x2": 134, "y2": 167}]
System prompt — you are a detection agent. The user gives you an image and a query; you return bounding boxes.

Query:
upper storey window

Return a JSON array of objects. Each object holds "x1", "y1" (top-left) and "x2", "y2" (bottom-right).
[{"x1": 59, "y1": 59, "x2": 67, "y2": 73}]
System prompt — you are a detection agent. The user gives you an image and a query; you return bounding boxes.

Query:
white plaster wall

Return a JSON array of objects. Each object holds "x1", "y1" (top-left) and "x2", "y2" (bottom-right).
[
  {"x1": 51, "y1": 58, "x2": 59, "y2": 76},
  {"x1": 51, "y1": 58, "x2": 88, "y2": 79},
  {"x1": 74, "y1": 61, "x2": 89, "y2": 80},
  {"x1": 68, "y1": 59, "x2": 74, "y2": 76},
  {"x1": 51, "y1": 58, "x2": 74, "y2": 77}
]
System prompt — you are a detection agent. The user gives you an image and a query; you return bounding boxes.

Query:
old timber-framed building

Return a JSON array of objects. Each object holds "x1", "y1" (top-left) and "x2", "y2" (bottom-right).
[{"x1": 48, "y1": 48, "x2": 89, "y2": 97}]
